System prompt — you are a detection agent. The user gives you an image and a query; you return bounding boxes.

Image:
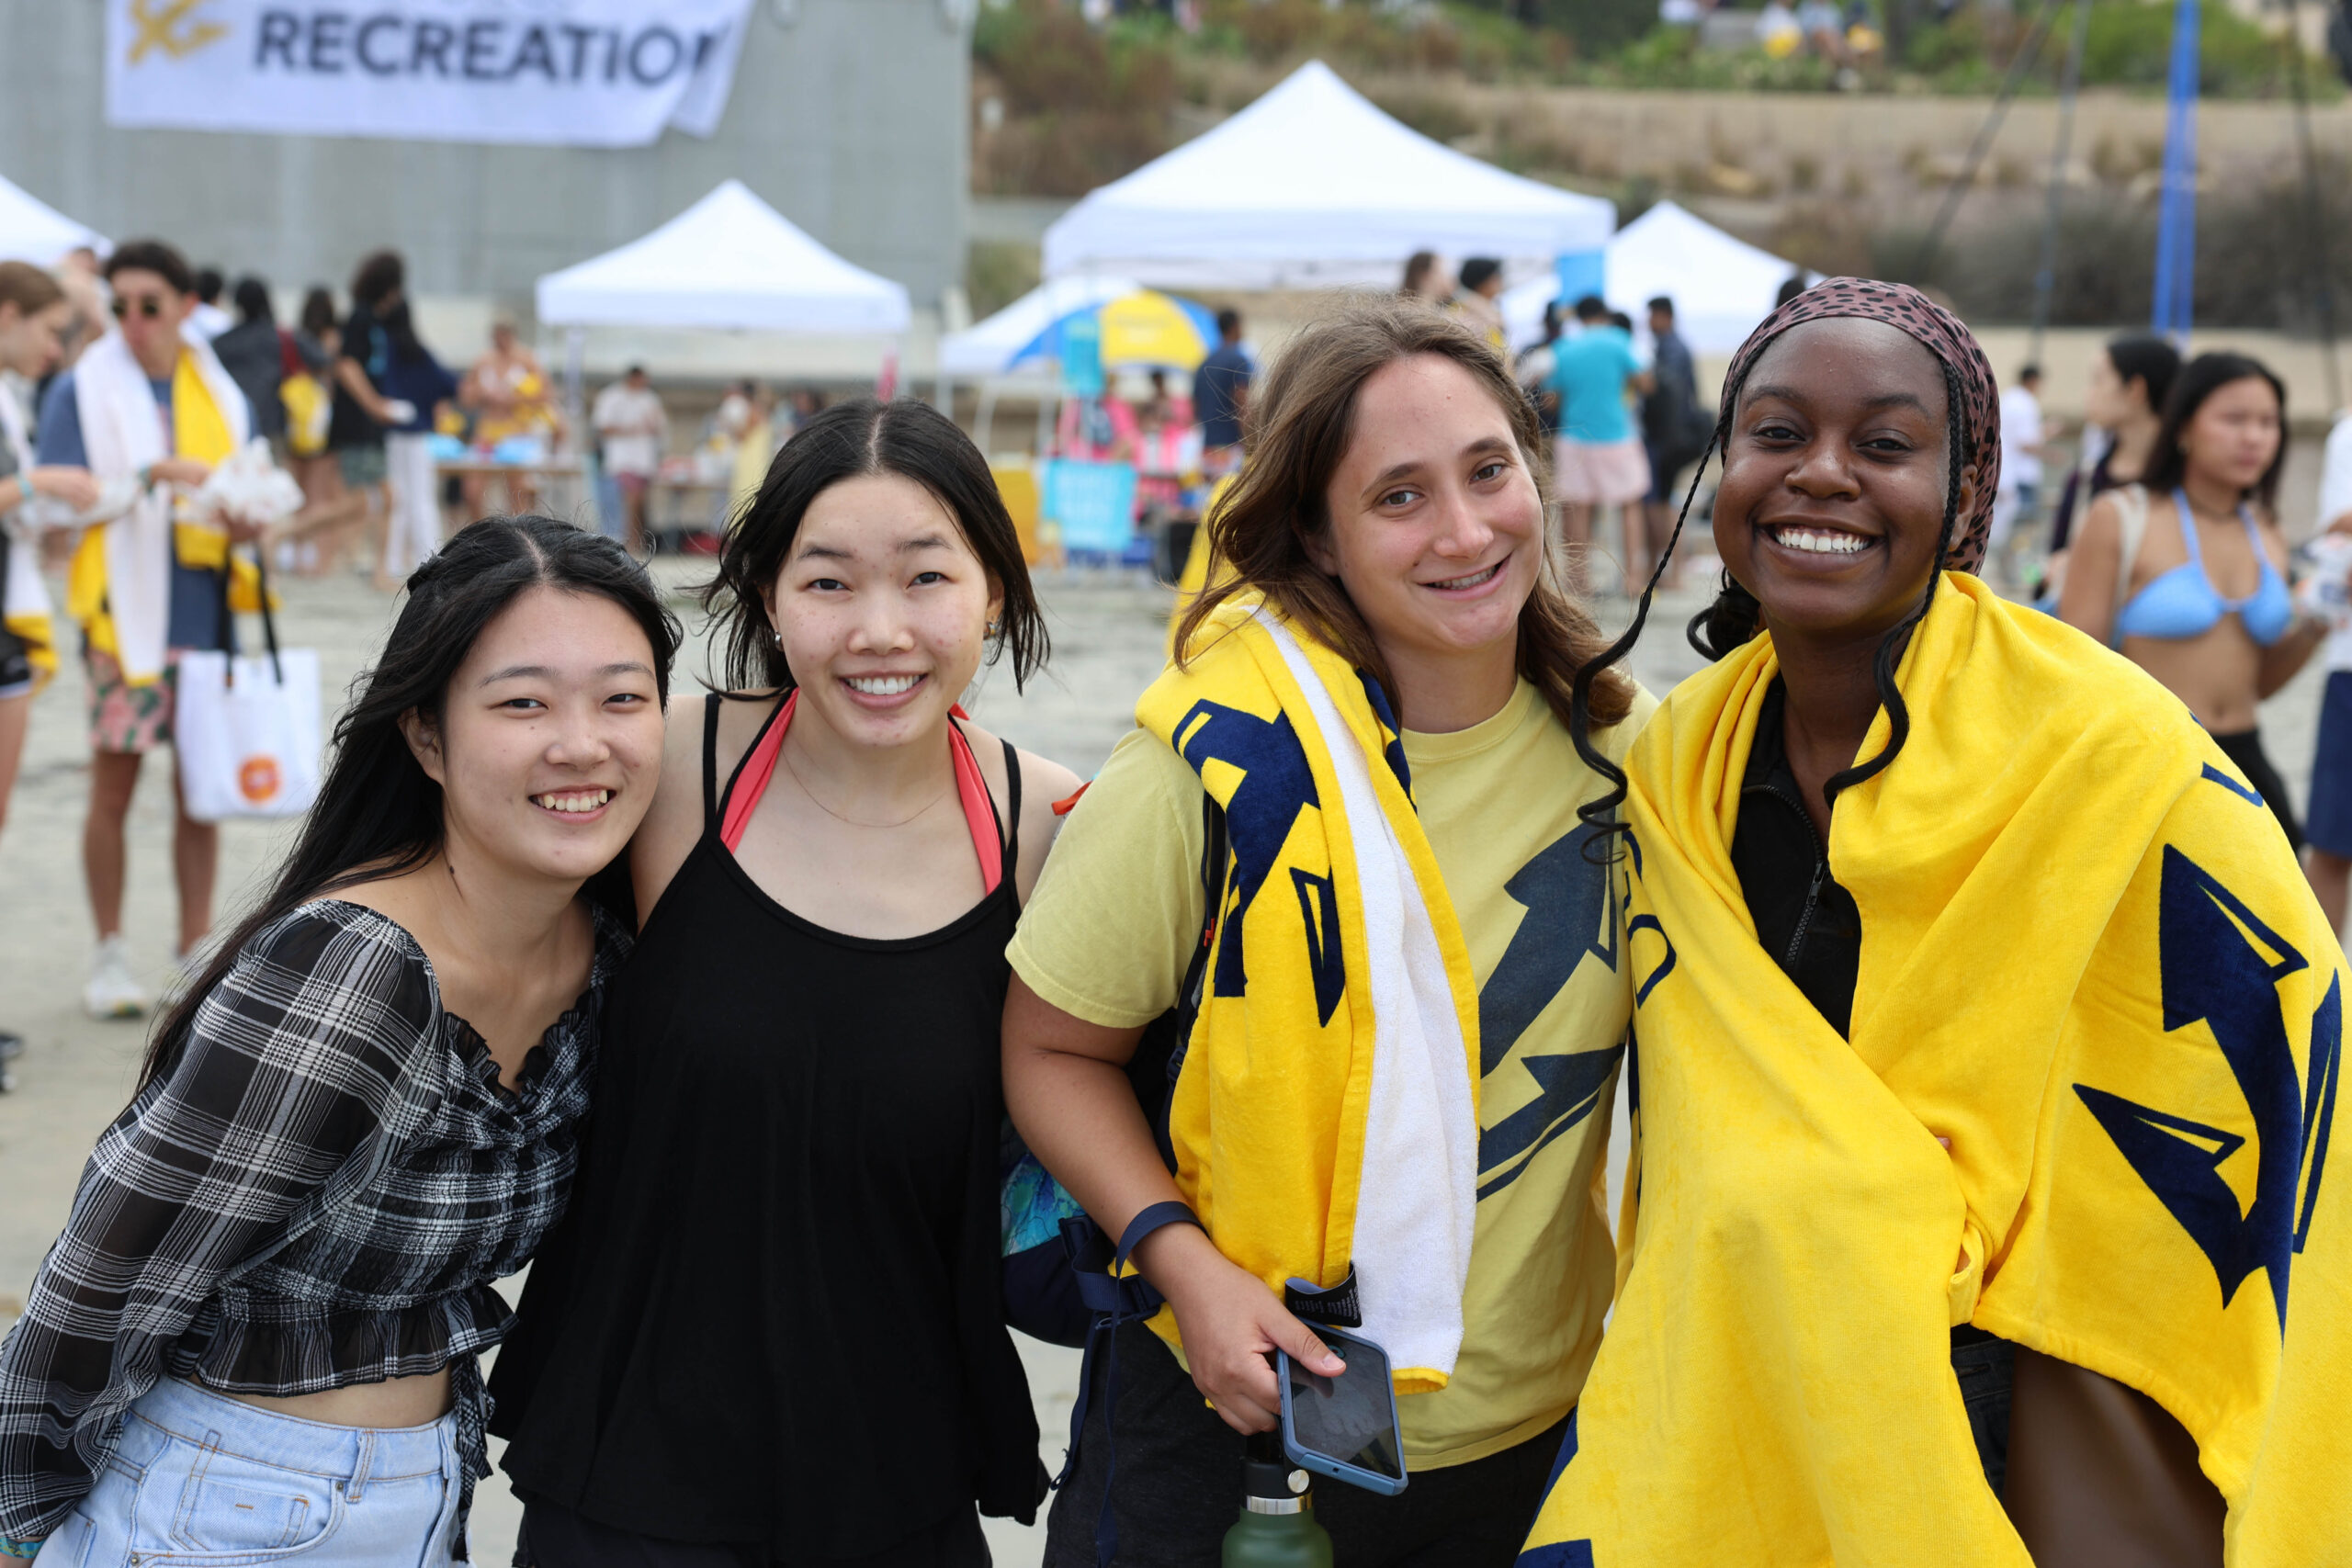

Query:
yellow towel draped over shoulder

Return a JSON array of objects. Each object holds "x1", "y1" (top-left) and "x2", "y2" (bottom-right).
[
  {"x1": 65, "y1": 348, "x2": 265, "y2": 675},
  {"x1": 1521, "y1": 572, "x2": 2349, "y2": 1565},
  {"x1": 1136, "y1": 600, "x2": 1485, "y2": 1394}
]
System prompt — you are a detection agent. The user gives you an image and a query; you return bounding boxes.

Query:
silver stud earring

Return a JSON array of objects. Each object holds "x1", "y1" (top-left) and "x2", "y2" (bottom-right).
[
  {"x1": 987, "y1": 619, "x2": 1001, "y2": 637},
  {"x1": 774, "y1": 630, "x2": 784, "y2": 647}
]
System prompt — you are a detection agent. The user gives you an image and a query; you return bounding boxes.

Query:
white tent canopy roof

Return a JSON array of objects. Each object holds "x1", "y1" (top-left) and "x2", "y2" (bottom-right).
[
  {"x1": 0, "y1": 174, "x2": 107, "y2": 266},
  {"x1": 536, "y1": 179, "x2": 910, "y2": 334},
  {"x1": 1504, "y1": 200, "x2": 1813, "y2": 356},
  {"x1": 937, "y1": 275, "x2": 1143, "y2": 379},
  {"x1": 1043, "y1": 61, "x2": 1614, "y2": 291}
]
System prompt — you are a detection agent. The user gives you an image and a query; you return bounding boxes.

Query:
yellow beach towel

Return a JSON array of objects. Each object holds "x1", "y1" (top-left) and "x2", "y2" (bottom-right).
[
  {"x1": 1137, "y1": 602, "x2": 1484, "y2": 1393},
  {"x1": 1522, "y1": 572, "x2": 2348, "y2": 1564}
]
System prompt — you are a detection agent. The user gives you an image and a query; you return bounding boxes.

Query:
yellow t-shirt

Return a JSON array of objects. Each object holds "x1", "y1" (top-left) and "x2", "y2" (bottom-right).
[{"x1": 1009, "y1": 676, "x2": 1657, "y2": 1467}]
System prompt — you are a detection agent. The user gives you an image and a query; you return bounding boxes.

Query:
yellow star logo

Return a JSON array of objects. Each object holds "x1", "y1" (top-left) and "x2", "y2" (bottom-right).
[{"x1": 127, "y1": 0, "x2": 228, "y2": 64}]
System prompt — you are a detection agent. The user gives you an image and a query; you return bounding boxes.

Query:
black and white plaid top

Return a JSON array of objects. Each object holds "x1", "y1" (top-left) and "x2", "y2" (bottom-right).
[{"x1": 0, "y1": 898, "x2": 626, "y2": 1546}]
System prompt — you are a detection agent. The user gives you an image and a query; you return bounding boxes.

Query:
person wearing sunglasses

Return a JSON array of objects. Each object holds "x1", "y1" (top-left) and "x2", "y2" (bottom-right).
[{"x1": 32, "y1": 238, "x2": 262, "y2": 1021}]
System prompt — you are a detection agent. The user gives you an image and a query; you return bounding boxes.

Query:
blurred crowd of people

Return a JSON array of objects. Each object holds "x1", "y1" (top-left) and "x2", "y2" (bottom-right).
[
  {"x1": 1046, "y1": 305, "x2": 1253, "y2": 574},
  {"x1": 1653, "y1": 0, "x2": 1886, "y2": 88},
  {"x1": 1409, "y1": 249, "x2": 1714, "y2": 598},
  {"x1": 0, "y1": 232, "x2": 852, "y2": 1077},
  {"x1": 29, "y1": 248, "x2": 573, "y2": 591}
]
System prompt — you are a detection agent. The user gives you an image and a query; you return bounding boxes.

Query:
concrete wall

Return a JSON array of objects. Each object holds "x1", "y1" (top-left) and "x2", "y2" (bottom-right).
[{"x1": 0, "y1": 0, "x2": 970, "y2": 313}]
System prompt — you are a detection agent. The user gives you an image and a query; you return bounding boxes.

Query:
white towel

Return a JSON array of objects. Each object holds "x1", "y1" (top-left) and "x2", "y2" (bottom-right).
[
  {"x1": 0, "y1": 380, "x2": 50, "y2": 638},
  {"x1": 1258, "y1": 611, "x2": 1480, "y2": 1382},
  {"x1": 73, "y1": 326, "x2": 248, "y2": 682}
]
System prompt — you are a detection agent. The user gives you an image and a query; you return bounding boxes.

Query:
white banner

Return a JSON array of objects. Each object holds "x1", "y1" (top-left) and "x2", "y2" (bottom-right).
[{"x1": 105, "y1": 0, "x2": 758, "y2": 147}]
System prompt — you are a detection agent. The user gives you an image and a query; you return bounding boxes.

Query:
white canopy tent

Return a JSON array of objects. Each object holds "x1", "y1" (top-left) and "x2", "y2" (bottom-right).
[
  {"x1": 535, "y1": 180, "x2": 910, "y2": 536},
  {"x1": 1042, "y1": 61, "x2": 1614, "y2": 291},
  {"x1": 0, "y1": 173, "x2": 107, "y2": 266},
  {"x1": 536, "y1": 178, "x2": 910, "y2": 334},
  {"x1": 937, "y1": 275, "x2": 1144, "y2": 379},
  {"x1": 1503, "y1": 200, "x2": 1813, "y2": 355}
]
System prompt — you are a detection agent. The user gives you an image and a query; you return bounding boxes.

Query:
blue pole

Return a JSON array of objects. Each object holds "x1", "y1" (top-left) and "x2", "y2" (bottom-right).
[{"x1": 2152, "y1": 0, "x2": 2201, "y2": 341}]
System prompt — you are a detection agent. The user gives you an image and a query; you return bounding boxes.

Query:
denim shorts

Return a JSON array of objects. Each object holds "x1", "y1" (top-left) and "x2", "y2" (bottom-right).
[{"x1": 34, "y1": 1377, "x2": 462, "y2": 1567}]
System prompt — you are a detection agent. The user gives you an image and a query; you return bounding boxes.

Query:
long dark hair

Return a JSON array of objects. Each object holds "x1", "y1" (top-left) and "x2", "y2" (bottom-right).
[
  {"x1": 2105, "y1": 332, "x2": 2182, "y2": 421},
  {"x1": 300, "y1": 287, "x2": 336, "y2": 339},
  {"x1": 232, "y1": 276, "x2": 274, "y2": 327},
  {"x1": 380, "y1": 299, "x2": 436, "y2": 367},
  {"x1": 702, "y1": 398, "x2": 1048, "y2": 694},
  {"x1": 1175, "y1": 297, "x2": 1637, "y2": 732},
  {"x1": 2143, "y1": 351, "x2": 2289, "y2": 511},
  {"x1": 351, "y1": 249, "x2": 404, "y2": 311},
  {"x1": 1569, "y1": 345, "x2": 1977, "y2": 838},
  {"x1": 141, "y1": 517, "x2": 682, "y2": 1089}
]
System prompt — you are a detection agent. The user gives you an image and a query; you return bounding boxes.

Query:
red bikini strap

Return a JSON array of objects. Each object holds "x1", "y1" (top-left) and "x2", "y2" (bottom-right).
[
  {"x1": 719, "y1": 690, "x2": 796, "y2": 853},
  {"x1": 720, "y1": 691, "x2": 1004, "y2": 896},
  {"x1": 948, "y1": 704, "x2": 1004, "y2": 896}
]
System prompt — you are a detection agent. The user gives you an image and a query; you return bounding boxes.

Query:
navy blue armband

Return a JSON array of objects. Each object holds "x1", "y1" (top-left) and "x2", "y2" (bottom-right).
[{"x1": 1113, "y1": 1200, "x2": 1202, "y2": 1273}]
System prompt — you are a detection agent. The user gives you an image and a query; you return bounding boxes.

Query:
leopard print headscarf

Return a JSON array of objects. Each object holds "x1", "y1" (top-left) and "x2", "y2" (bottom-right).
[{"x1": 1717, "y1": 278, "x2": 2002, "y2": 574}]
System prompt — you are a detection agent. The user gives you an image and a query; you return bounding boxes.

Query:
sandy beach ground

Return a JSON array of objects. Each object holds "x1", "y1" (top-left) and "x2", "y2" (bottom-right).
[{"x1": 0, "y1": 541, "x2": 2328, "y2": 1563}]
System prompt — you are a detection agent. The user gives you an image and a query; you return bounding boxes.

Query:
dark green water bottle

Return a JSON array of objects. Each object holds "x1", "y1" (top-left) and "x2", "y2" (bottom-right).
[{"x1": 1222, "y1": 1431, "x2": 1334, "y2": 1567}]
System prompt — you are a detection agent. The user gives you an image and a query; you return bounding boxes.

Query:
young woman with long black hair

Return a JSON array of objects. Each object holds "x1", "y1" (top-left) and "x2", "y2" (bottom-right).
[
  {"x1": 490, "y1": 399, "x2": 1077, "y2": 1566},
  {"x1": 1520, "y1": 281, "x2": 2348, "y2": 1565},
  {"x1": 2044, "y1": 333, "x2": 2180, "y2": 571},
  {"x1": 2060, "y1": 352, "x2": 2326, "y2": 850},
  {"x1": 1002, "y1": 299, "x2": 1652, "y2": 1567},
  {"x1": 0, "y1": 516, "x2": 677, "y2": 1563}
]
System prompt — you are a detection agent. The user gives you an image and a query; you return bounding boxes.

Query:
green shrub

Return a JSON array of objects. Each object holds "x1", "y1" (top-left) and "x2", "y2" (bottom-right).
[
  {"x1": 975, "y1": 0, "x2": 1181, "y2": 116},
  {"x1": 968, "y1": 0, "x2": 2340, "y2": 203},
  {"x1": 1893, "y1": 0, "x2": 2335, "y2": 100},
  {"x1": 2077, "y1": 0, "x2": 2301, "y2": 96}
]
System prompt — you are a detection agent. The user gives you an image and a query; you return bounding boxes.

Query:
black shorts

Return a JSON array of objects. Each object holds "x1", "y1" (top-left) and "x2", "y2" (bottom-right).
[
  {"x1": 0, "y1": 625, "x2": 29, "y2": 697},
  {"x1": 2211, "y1": 727, "x2": 2305, "y2": 853},
  {"x1": 0, "y1": 550, "x2": 28, "y2": 695},
  {"x1": 1042, "y1": 1319, "x2": 1568, "y2": 1568}
]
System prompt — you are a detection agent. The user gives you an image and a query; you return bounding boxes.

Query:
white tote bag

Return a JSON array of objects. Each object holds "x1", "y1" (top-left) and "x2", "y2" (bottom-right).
[{"x1": 175, "y1": 553, "x2": 322, "y2": 823}]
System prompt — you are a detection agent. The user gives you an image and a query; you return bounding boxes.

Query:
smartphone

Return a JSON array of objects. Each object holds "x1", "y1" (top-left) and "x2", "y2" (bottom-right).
[{"x1": 1276, "y1": 1325, "x2": 1409, "y2": 1496}]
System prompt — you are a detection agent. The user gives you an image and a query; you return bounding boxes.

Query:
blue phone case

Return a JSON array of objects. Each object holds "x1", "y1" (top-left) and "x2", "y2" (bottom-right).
[{"x1": 1276, "y1": 1325, "x2": 1410, "y2": 1496}]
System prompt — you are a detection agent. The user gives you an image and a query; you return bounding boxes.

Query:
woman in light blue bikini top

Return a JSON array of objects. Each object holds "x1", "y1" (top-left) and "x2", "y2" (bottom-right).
[
  {"x1": 2112, "y1": 488, "x2": 2294, "y2": 646},
  {"x1": 2073, "y1": 351, "x2": 2321, "y2": 855}
]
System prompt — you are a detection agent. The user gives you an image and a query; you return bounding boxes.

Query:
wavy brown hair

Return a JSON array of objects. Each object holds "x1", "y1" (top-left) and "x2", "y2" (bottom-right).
[{"x1": 1173, "y1": 296, "x2": 1635, "y2": 731}]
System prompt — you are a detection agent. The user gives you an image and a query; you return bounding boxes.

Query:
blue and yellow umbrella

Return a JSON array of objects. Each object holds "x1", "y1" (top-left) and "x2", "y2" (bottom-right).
[{"x1": 1014, "y1": 288, "x2": 1219, "y2": 375}]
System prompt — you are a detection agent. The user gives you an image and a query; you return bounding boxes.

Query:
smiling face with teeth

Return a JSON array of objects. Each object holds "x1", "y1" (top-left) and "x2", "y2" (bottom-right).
[
  {"x1": 401, "y1": 583, "x2": 664, "y2": 887},
  {"x1": 1714, "y1": 318, "x2": 1976, "y2": 649},
  {"x1": 1298, "y1": 353, "x2": 1544, "y2": 732},
  {"x1": 763, "y1": 472, "x2": 1001, "y2": 753}
]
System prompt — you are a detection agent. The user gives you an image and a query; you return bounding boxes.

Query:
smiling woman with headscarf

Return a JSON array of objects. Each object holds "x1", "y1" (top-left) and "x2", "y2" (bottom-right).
[{"x1": 1519, "y1": 281, "x2": 2351, "y2": 1566}]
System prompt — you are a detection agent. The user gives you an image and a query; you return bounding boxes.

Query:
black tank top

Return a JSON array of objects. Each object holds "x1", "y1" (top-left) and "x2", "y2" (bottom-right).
[{"x1": 491, "y1": 694, "x2": 1046, "y2": 1554}]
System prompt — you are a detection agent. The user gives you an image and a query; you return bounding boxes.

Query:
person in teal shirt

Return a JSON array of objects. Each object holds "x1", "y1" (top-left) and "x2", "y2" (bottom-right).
[{"x1": 1547, "y1": 296, "x2": 1653, "y2": 593}]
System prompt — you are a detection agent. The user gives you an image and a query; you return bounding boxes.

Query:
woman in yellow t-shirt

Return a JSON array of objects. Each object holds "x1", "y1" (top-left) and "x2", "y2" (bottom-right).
[{"x1": 1003, "y1": 299, "x2": 1655, "y2": 1567}]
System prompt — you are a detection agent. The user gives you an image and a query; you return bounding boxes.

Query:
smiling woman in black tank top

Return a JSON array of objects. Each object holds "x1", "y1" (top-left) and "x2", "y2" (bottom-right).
[{"x1": 490, "y1": 400, "x2": 1081, "y2": 1567}]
